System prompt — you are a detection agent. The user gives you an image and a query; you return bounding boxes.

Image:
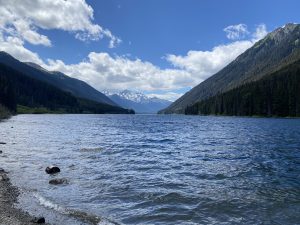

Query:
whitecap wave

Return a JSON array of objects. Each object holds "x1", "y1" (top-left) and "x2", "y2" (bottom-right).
[{"x1": 34, "y1": 193, "x2": 116, "y2": 225}]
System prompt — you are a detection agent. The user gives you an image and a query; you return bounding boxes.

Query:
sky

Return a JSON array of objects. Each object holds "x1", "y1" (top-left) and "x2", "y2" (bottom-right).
[{"x1": 0, "y1": 0, "x2": 299, "y2": 101}]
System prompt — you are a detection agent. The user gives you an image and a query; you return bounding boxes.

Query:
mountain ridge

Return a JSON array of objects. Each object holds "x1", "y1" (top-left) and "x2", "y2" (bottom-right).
[
  {"x1": 159, "y1": 23, "x2": 300, "y2": 114},
  {"x1": 185, "y1": 58, "x2": 300, "y2": 117},
  {"x1": 0, "y1": 62, "x2": 134, "y2": 114},
  {"x1": 0, "y1": 52, "x2": 117, "y2": 106}
]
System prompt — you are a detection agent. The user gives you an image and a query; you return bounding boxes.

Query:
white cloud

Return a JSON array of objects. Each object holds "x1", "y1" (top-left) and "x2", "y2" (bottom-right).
[
  {"x1": 43, "y1": 52, "x2": 192, "y2": 91},
  {"x1": 147, "y1": 92, "x2": 183, "y2": 102},
  {"x1": 166, "y1": 40, "x2": 253, "y2": 83},
  {"x1": 252, "y1": 24, "x2": 268, "y2": 40},
  {"x1": 0, "y1": 35, "x2": 44, "y2": 64},
  {"x1": 165, "y1": 24, "x2": 268, "y2": 84},
  {"x1": 0, "y1": 0, "x2": 121, "y2": 47},
  {"x1": 12, "y1": 20, "x2": 51, "y2": 46},
  {"x1": 224, "y1": 24, "x2": 249, "y2": 40}
]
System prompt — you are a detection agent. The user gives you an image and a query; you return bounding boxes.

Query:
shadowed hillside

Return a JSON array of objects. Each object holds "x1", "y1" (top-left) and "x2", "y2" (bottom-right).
[
  {"x1": 0, "y1": 52, "x2": 116, "y2": 106},
  {"x1": 0, "y1": 63, "x2": 134, "y2": 115}
]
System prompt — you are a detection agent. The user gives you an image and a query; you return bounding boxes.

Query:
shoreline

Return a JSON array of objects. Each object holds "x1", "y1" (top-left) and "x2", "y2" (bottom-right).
[
  {"x1": 0, "y1": 115, "x2": 49, "y2": 224},
  {"x1": 0, "y1": 116, "x2": 102, "y2": 225},
  {"x1": 0, "y1": 168, "x2": 49, "y2": 225}
]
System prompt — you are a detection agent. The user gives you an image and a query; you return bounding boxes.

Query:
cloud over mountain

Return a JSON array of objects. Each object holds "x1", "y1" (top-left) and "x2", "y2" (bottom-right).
[{"x1": 224, "y1": 24, "x2": 249, "y2": 40}]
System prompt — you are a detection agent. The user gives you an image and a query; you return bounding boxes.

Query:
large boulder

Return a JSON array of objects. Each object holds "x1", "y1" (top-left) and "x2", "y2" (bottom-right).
[
  {"x1": 49, "y1": 178, "x2": 68, "y2": 185},
  {"x1": 45, "y1": 166, "x2": 60, "y2": 174}
]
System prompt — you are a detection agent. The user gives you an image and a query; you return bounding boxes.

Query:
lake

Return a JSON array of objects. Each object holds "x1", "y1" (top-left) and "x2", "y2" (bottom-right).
[{"x1": 0, "y1": 114, "x2": 300, "y2": 225}]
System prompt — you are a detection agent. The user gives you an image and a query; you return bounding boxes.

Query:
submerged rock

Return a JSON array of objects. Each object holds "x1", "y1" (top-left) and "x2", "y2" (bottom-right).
[
  {"x1": 32, "y1": 217, "x2": 45, "y2": 223},
  {"x1": 45, "y1": 166, "x2": 60, "y2": 174},
  {"x1": 0, "y1": 168, "x2": 7, "y2": 173},
  {"x1": 80, "y1": 147, "x2": 104, "y2": 152},
  {"x1": 49, "y1": 178, "x2": 69, "y2": 185},
  {"x1": 0, "y1": 174, "x2": 9, "y2": 181}
]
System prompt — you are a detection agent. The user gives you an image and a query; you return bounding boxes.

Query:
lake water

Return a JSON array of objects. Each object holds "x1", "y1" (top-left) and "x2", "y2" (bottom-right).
[{"x1": 0, "y1": 114, "x2": 300, "y2": 225}]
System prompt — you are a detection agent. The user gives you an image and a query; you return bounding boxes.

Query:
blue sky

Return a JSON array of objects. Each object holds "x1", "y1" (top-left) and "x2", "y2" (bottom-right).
[{"x1": 0, "y1": 0, "x2": 299, "y2": 100}]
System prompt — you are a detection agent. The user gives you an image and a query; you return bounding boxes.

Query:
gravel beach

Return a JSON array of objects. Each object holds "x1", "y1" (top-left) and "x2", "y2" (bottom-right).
[{"x1": 0, "y1": 168, "x2": 48, "y2": 225}]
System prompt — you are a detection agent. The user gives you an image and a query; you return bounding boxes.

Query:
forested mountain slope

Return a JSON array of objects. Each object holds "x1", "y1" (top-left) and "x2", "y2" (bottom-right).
[
  {"x1": 0, "y1": 63, "x2": 134, "y2": 114},
  {"x1": 0, "y1": 52, "x2": 116, "y2": 106},
  {"x1": 185, "y1": 59, "x2": 300, "y2": 117},
  {"x1": 160, "y1": 23, "x2": 300, "y2": 114}
]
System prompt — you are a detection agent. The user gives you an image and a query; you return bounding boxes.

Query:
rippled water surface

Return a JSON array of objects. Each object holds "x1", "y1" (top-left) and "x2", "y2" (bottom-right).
[{"x1": 0, "y1": 114, "x2": 300, "y2": 225}]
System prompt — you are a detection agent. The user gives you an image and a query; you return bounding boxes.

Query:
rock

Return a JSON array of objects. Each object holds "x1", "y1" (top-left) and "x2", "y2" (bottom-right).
[
  {"x1": 0, "y1": 174, "x2": 9, "y2": 181},
  {"x1": 49, "y1": 178, "x2": 69, "y2": 185},
  {"x1": 45, "y1": 166, "x2": 60, "y2": 174},
  {"x1": 32, "y1": 217, "x2": 45, "y2": 224},
  {"x1": 0, "y1": 142, "x2": 6, "y2": 144}
]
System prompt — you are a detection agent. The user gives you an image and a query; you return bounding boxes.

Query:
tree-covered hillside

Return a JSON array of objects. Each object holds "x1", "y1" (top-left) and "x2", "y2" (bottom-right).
[
  {"x1": 0, "y1": 51, "x2": 117, "y2": 106},
  {"x1": 185, "y1": 60, "x2": 300, "y2": 117},
  {"x1": 0, "y1": 63, "x2": 134, "y2": 115},
  {"x1": 160, "y1": 23, "x2": 300, "y2": 114},
  {"x1": 0, "y1": 68, "x2": 15, "y2": 119}
]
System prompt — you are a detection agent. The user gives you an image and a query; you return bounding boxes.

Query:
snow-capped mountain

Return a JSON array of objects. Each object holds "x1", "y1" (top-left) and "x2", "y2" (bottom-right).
[
  {"x1": 103, "y1": 90, "x2": 172, "y2": 113},
  {"x1": 104, "y1": 90, "x2": 149, "y2": 103}
]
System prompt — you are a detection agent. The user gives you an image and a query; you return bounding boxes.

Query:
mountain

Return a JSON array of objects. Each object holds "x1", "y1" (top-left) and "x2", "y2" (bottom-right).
[
  {"x1": 0, "y1": 52, "x2": 116, "y2": 106},
  {"x1": 0, "y1": 63, "x2": 134, "y2": 114},
  {"x1": 159, "y1": 23, "x2": 300, "y2": 114},
  {"x1": 185, "y1": 59, "x2": 300, "y2": 117},
  {"x1": 103, "y1": 90, "x2": 172, "y2": 113}
]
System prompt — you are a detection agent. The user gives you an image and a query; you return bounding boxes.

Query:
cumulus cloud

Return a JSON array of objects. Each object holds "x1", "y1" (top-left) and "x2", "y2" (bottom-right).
[
  {"x1": 252, "y1": 24, "x2": 268, "y2": 40},
  {"x1": 0, "y1": 35, "x2": 44, "y2": 64},
  {"x1": 0, "y1": 0, "x2": 121, "y2": 47},
  {"x1": 43, "y1": 52, "x2": 192, "y2": 92},
  {"x1": 224, "y1": 24, "x2": 249, "y2": 40},
  {"x1": 166, "y1": 40, "x2": 253, "y2": 83},
  {"x1": 165, "y1": 24, "x2": 268, "y2": 84},
  {"x1": 147, "y1": 92, "x2": 183, "y2": 101}
]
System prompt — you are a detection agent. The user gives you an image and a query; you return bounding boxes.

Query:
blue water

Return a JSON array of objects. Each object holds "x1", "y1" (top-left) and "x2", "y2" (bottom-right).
[{"x1": 0, "y1": 114, "x2": 300, "y2": 225}]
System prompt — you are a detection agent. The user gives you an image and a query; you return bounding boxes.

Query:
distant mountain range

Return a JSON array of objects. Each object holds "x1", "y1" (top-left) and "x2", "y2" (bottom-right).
[
  {"x1": 103, "y1": 90, "x2": 172, "y2": 113},
  {"x1": 0, "y1": 52, "x2": 134, "y2": 114},
  {"x1": 159, "y1": 23, "x2": 300, "y2": 117}
]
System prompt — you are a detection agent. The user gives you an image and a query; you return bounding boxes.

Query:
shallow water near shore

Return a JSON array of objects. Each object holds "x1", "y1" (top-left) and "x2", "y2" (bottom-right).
[{"x1": 0, "y1": 114, "x2": 300, "y2": 224}]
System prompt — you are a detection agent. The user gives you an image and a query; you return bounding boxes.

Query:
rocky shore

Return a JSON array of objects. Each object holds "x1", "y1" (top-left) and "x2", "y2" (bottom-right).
[
  {"x1": 0, "y1": 168, "x2": 49, "y2": 225},
  {"x1": 0, "y1": 117, "x2": 41, "y2": 224}
]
